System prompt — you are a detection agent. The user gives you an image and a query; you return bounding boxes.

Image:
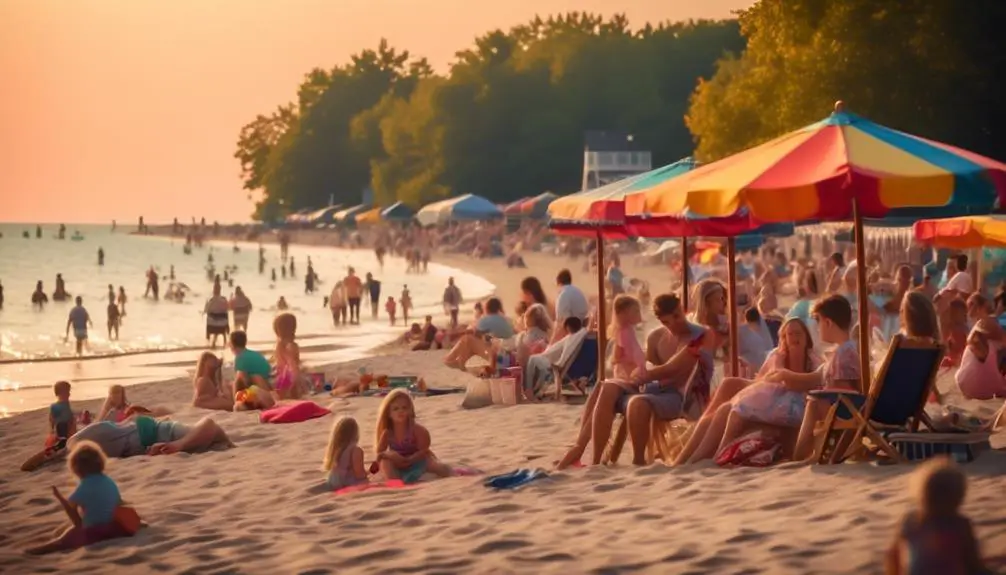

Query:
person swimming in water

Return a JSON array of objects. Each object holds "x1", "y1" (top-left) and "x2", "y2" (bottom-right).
[
  {"x1": 53, "y1": 274, "x2": 69, "y2": 302},
  {"x1": 32, "y1": 281, "x2": 48, "y2": 309}
]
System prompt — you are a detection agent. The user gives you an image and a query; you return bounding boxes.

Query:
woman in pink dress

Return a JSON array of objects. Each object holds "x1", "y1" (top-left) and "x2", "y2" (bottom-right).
[
  {"x1": 956, "y1": 327, "x2": 1006, "y2": 400},
  {"x1": 674, "y1": 318, "x2": 822, "y2": 464}
]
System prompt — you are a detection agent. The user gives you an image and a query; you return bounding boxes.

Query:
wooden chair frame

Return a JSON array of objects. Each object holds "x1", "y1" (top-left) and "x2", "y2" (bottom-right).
[{"x1": 812, "y1": 334, "x2": 943, "y2": 464}]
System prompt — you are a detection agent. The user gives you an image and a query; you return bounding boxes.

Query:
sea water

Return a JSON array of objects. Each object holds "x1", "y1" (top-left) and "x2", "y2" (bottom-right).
[{"x1": 0, "y1": 223, "x2": 494, "y2": 414}]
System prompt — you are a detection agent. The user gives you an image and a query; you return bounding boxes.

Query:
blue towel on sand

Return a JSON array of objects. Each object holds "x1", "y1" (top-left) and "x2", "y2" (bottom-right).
[{"x1": 483, "y1": 468, "x2": 549, "y2": 490}]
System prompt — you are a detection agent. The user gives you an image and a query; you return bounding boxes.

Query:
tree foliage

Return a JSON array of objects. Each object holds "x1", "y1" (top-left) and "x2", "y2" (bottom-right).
[
  {"x1": 687, "y1": 0, "x2": 1006, "y2": 162},
  {"x1": 235, "y1": 14, "x2": 743, "y2": 219}
]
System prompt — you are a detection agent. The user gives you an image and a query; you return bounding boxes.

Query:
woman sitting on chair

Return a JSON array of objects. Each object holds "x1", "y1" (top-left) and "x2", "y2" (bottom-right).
[{"x1": 673, "y1": 317, "x2": 822, "y2": 464}]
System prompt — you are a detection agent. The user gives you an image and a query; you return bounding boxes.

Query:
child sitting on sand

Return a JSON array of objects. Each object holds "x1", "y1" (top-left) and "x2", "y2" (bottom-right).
[
  {"x1": 26, "y1": 441, "x2": 136, "y2": 555},
  {"x1": 885, "y1": 457, "x2": 988, "y2": 575},
  {"x1": 375, "y1": 389, "x2": 451, "y2": 483},
  {"x1": 322, "y1": 416, "x2": 368, "y2": 490},
  {"x1": 609, "y1": 295, "x2": 645, "y2": 380},
  {"x1": 97, "y1": 385, "x2": 165, "y2": 423}
]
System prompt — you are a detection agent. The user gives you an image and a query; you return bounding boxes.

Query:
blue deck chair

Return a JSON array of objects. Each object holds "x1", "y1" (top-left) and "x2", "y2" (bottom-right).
[
  {"x1": 551, "y1": 332, "x2": 598, "y2": 401},
  {"x1": 809, "y1": 334, "x2": 943, "y2": 464}
]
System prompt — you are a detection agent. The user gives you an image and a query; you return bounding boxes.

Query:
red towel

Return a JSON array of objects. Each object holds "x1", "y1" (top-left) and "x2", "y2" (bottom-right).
[{"x1": 259, "y1": 400, "x2": 331, "y2": 424}]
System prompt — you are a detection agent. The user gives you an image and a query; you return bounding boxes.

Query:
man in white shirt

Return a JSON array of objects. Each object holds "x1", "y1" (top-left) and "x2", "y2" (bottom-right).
[
  {"x1": 553, "y1": 268, "x2": 589, "y2": 343},
  {"x1": 943, "y1": 254, "x2": 974, "y2": 296}
]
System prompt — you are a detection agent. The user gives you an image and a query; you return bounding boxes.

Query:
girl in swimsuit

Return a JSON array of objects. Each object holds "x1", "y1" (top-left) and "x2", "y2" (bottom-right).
[
  {"x1": 97, "y1": 384, "x2": 164, "y2": 423},
  {"x1": 322, "y1": 416, "x2": 368, "y2": 490},
  {"x1": 374, "y1": 389, "x2": 451, "y2": 483},
  {"x1": 272, "y1": 313, "x2": 303, "y2": 399}
]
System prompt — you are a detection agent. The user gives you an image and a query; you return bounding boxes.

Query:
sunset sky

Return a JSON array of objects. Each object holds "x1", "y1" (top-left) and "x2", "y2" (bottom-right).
[{"x1": 0, "y1": 0, "x2": 751, "y2": 224}]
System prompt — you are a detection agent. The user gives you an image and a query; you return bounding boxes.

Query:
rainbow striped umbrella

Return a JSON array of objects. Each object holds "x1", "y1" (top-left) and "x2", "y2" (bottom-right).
[
  {"x1": 627, "y1": 102, "x2": 1006, "y2": 388},
  {"x1": 914, "y1": 215, "x2": 1006, "y2": 249},
  {"x1": 625, "y1": 104, "x2": 1006, "y2": 223},
  {"x1": 548, "y1": 158, "x2": 698, "y2": 237}
]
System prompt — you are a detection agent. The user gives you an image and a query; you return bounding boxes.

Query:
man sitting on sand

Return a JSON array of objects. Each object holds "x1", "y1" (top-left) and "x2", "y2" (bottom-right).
[
  {"x1": 230, "y1": 331, "x2": 270, "y2": 391},
  {"x1": 67, "y1": 415, "x2": 234, "y2": 458}
]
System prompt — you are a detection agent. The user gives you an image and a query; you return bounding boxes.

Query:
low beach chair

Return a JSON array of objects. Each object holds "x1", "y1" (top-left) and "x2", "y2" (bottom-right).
[
  {"x1": 603, "y1": 360, "x2": 709, "y2": 464},
  {"x1": 551, "y1": 332, "x2": 599, "y2": 401},
  {"x1": 809, "y1": 334, "x2": 943, "y2": 464}
]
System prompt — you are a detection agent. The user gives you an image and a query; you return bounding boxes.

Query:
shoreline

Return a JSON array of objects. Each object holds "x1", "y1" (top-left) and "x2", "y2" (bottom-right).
[{"x1": 0, "y1": 230, "x2": 499, "y2": 415}]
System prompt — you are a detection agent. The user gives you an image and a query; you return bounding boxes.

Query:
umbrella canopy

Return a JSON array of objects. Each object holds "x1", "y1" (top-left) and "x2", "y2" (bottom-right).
[
  {"x1": 520, "y1": 192, "x2": 559, "y2": 218},
  {"x1": 626, "y1": 103, "x2": 1006, "y2": 222},
  {"x1": 504, "y1": 197, "x2": 531, "y2": 215},
  {"x1": 380, "y1": 201, "x2": 415, "y2": 222},
  {"x1": 914, "y1": 215, "x2": 1006, "y2": 249},
  {"x1": 548, "y1": 158, "x2": 697, "y2": 234},
  {"x1": 333, "y1": 204, "x2": 371, "y2": 224},
  {"x1": 355, "y1": 207, "x2": 383, "y2": 224},
  {"x1": 416, "y1": 194, "x2": 503, "y2": 226}
]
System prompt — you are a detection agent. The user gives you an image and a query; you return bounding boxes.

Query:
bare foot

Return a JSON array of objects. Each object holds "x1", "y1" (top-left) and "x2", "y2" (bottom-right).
[{"x1": 555, "y1": 444, "x2": 586, "y2": 470}]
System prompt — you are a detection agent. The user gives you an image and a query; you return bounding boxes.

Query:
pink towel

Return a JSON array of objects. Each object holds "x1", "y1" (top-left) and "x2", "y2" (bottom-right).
[
  {"x1": 259, "y1": 400, "x2": 331, "y2": 424},
  {"x1": 335, "y1": 480, "x2": 415, "y2": 496}
]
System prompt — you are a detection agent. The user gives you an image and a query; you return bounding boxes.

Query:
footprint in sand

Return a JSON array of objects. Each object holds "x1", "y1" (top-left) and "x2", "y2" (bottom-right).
[
  {"x1": 758, "y1": 499, "x2": 799, "y2": 512},
  {"x1": 472, "y1": 538, "x2": 531, "y2": 554},
  {"x1": 725, "y1": 529, "x2": 770, "y2": 544}
]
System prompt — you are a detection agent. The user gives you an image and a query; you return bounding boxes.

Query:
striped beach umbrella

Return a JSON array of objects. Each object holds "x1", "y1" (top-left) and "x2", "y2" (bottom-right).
[
  {"x1": 626, "y1": 103, "x2": 1006, "y2": 223},
  {"x1": 626, "y1": 101, "x2": 1006, "y2": 387},
  {"x1": 914, "y1": 215, "x2": 1006, "y2": 249},
  {"x1": 548, "y1": 158, "x2": 698, "y2": 237}
]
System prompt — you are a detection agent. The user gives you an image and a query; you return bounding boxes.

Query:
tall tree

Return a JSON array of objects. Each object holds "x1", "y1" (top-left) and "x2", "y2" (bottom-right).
[{"x1": 688, "y1": 0, "x2": 1006, "y2": 162}]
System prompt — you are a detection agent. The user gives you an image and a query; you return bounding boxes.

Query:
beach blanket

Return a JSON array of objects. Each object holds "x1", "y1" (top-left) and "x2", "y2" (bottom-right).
[
  {"x1": 335, "y1": 480, "x2": 416, "y2": 496},
  {"x1": 259, "y1": 401, "x2": 331, "y2": 424},
  {"x1": 483, "y1": 468, "x2": 549, "y2": 490}
]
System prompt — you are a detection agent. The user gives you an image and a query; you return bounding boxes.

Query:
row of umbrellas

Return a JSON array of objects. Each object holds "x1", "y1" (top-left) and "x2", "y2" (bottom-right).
[{"x1": 546, "y1": 101, "x2": 1006, "y2": 387}]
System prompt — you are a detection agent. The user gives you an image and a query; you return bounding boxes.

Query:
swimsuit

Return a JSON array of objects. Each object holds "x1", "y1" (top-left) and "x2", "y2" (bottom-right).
[{"x1": 390, "y1": 426, "x2": 427, "y2": 484}]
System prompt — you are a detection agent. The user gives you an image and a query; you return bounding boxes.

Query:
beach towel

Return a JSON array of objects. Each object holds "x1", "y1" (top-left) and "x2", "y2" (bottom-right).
[
  {"x1": 714, "y1": 431, "x2": 780, "y2": 467},
  {"x1": 259, "y1": 401, "x2": 331, "y2": 424},
  {"x1": 483, "y1": 468, "x2": 549, "y2": 490},
  {"x1": 335, "y1": 480, "x2": 416, "y2": 496}
]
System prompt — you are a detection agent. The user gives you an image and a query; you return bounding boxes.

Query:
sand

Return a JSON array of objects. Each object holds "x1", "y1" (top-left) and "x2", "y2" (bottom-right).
[{"x1": 3, "y1": 238, "x2": 1006, "y2": 573}]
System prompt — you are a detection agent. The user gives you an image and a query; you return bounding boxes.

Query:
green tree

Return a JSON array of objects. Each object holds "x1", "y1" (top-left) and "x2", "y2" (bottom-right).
[{"x1": 688, "y1": 0, "x2": 1006, "y2": 162}]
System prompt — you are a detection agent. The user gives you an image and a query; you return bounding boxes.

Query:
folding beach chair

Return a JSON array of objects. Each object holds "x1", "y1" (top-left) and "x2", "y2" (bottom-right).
[
  {"x1": 551, "y1": 332, "x2": 599, "y2": 401},
  {"x1": 809, "y1": 334, "x2": 944, "y2": 464},
  {"x1": 602, "y1": 358, "x2": 709, "y2": 464}
]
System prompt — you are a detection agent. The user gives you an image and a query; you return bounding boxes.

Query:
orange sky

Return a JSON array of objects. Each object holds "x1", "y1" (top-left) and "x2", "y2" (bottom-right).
[{"x1": 0, "y1": 0, "x2": 751, "y2": 224}]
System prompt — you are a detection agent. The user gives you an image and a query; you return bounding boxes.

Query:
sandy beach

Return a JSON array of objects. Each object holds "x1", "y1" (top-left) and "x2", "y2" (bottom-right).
[{"x1": 3, "y1": 237, "x2": 1006, "y2": 574}]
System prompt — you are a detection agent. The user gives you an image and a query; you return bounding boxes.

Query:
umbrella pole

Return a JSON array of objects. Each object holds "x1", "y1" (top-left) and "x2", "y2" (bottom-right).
[
  {"x1": 727, "y1": 237, "x2": 740, "y2": 377},
  {"x1": 852, "y1": 198, "x2": 870, "y2": 393},
  {"x1": 681, "y1": 236, "x2": 690, "y2": 311},
  {"x1": 595, "y1": 230, "x2": 607, "y2": 380}
]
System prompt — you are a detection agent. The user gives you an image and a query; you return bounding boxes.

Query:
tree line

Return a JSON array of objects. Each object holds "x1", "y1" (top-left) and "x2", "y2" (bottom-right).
[{"x1": 236, "y1": 1, "x2": 1006, "y2": 221}]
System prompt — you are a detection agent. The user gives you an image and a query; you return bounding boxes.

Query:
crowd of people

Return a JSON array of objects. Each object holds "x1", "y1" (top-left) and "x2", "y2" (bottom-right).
[{"x1": 16, "y1": 221, "x2": 1006, "y2": 572}]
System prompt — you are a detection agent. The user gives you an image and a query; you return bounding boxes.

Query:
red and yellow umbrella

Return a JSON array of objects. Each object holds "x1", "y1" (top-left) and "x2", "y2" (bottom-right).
[
  {"x1": 914, "y1": 216, "x2": 1006, "y2": 249},
  {"x1": 626, "y1": 103, "x2": 1006, "y2": 223},
  {"x1": 627, "y1": 102, "x2": 1006, "y2": 388}
]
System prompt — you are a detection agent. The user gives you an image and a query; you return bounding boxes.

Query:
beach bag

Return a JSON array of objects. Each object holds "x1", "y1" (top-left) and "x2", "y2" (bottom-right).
[
  {"x1": 715, "y1": 431, "x2": 781, "y2": 467},
  {"x1": 461, "y1": 378, "x2": 494, "y2": 409},
  {"x1": 114, "y1": 505, "x2": 142, "y2": 535}
]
